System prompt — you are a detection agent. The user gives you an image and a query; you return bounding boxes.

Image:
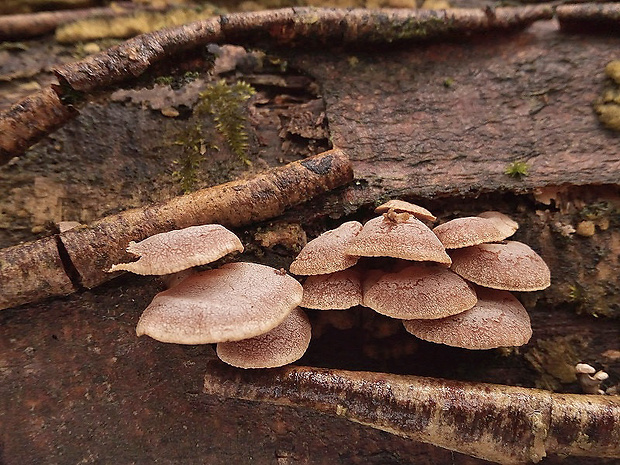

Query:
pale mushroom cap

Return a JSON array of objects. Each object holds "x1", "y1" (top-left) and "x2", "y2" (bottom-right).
[
  {"x1": 216, "y1": 307, "x2": 311, "y2": 369},
  {"x1": 301, "y1": 267, "x2": 363, "y2": 310},
  {"x1": 346, "y1": 216, "x2": 451, "y2": 265},
  {"x1": 403, "y1": 287, "x2": 532, "y2": 349},
  {"x1": 433, "y1": 217, "x2": 513, "y2": 249},
  {"x1": 109, "y1": 224, "x2": 243, "y2": 275},
  {"x1": 477, "y1": 211, "x2": 519, "y2": 237},
  {"x1": 374, "y1": 200, "x2": 437, "y2": 222},
  {"x1": 363, "y1": 265, "x2": 477, "y2": 319},
  {"x1": 575, "y1": 363, "x2": 596, "y2": 375},
  {"x1": 450, "y1": 241, "x2": 551, "y2": 291},
  {"x1": 289, "y1": 221, "x2": 362, "y2": 275},
  {"x1": 136, "y1": 262, "x2": 303, "y2": 344}
]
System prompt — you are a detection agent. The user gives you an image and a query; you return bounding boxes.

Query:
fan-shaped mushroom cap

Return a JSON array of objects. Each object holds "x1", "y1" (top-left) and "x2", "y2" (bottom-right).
[
  {"x1": 403, "y1": 287, "x2": 532, "y2": 349},
  {"x1": 375, "y1": 200, "x2": 437, "y2": 222},
  {"x1": 136, "y1": 262, "x2": 303, "y2": 344},
  {"x1": 363, "y1": 265, "x2": 477, "y2": 319},
  {"x1": 346, "y1": 216, "x2": 451, "y2": 264},
  {"x1": 290, "y1": 221, "x2": 362, "y2": 275},
  {"x1": 478, "y1": 211, "x2": 519, "y2": 237},
  {"x1": 301, "y1": 267, "x2": 363, "y2": 310},
  {"x1": 450, "y1": 241, "x2": 551, "y2": 291},
  {"x1": 216, "y1": 307, "x2": 311, "y2": 369},
  {"x1": 109, "y1": 224, "x2": 243, "y2": 275},
  {"x1": 433, "y1": 216, "x2": 514, "y2": 249}
]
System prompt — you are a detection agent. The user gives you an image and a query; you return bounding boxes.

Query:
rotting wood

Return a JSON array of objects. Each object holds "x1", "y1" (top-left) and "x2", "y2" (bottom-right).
[
  {"x1": 557, "y1": 3, "x2": 620, "y2": 32},
  {"x1": 0, "y1": 86, "x2": 78, "y2": 165},
  {"x1": 0, "y1": 148, "x2": 353, "y2": 310},
  {"x1": 0, "y1": 5, "x2": 553, "y2": 163},
  {"x1": 203, "y1": 362, "x2": 620, "y2": 464}
]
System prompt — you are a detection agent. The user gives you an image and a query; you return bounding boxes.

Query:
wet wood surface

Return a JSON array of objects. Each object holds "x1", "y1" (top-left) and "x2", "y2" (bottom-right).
[{"x1": 1, "y1": 11, "x2": 619, "y2": 465}]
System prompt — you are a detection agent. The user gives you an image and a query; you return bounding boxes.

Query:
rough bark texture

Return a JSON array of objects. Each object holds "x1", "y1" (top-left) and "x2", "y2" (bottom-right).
[
  {"x1": 557, "y1": 3, "x2": 620, "y2": 32},
  {"x1": 0, "y1": 8, "x2": 619, "y2": 465}
]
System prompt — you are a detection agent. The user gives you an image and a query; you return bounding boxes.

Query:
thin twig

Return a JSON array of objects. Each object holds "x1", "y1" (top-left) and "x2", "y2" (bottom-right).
[
  {"x1": 203, "y1": 361, "x2": 620, "y2": 464},
  {"x1": 0, "y1": 148, "x2": 353, "y2": 310}
]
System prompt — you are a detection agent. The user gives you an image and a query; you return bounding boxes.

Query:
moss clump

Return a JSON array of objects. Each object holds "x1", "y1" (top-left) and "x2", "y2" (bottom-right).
[
  {"x1": 173, "y1": 80, "x2": 256, "y2": 192},
  {"x1": 504, "y1": 160, "x2": 529, "y2": 179},
  {"x1": 594, "y1": 60, "x2": 620, "y2": 132}
]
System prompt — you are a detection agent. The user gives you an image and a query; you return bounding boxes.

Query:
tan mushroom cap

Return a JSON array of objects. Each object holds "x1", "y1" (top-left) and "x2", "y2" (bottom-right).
[
  {"x1": 363, "y1": 265, "x2": 477, "y2": 319},
  {"x1": 477, "y1": 211, "x2": 519, "y2": 237},
  {"x1": 301, "y1": 267, "x2": 363, "y2": 310},
  {"x1": 290, "y1": 221, "x2": 362, "y2": 275},
  {"x1": 433, "y1": 216, "x2": 514, "y2": 249},
  {"x1": 109, "y1": 224, "x2": 243, "y2": 275},
  {"x1": 216, "y1": 307, "x2": 311, "y2": 369},
  {"x1": 375, "y1": 200, "x2": 437, "y2": 222},
  {"x1": 403, "y1": 287, "x2": 532, "y2": 349},
  {"x1": 136, "y1": 262, "x2": 303, "y2": 344},
  {"x1": 450, "y1": 241, "x2": 551, "y2": 291},
  {"x1": 346, "y1": 216, "x2": 451, "y2": 265}
]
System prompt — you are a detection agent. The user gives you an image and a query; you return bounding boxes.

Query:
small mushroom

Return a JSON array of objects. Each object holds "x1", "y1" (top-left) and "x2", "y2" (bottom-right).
[
  {"x1": 108, "y1": 224, "x2": 243, "y2": 275},
  {"x1": 136, "y1": 262, "x2": 303, "y2": 344},
  {"x1": 216, "y1": 307, "x2": 311, "y2": 369},
  {"x1": 300, "y1": 267, "x2": 363, "y2": 310},
  {"x1": 477, "y1": 211, "x2": 519, "y2": 237},
  {"x1": 289, "y1": 221, "x2": 362, "y2": 275},
  {"x1": 449, "y1": 241, "x2": 551, "y2": 291},
  {"x1": 363, "y1": 264, "x2": 477, "y2": 319},
  {"x1": 575, "y1": 363, "x2": 609, "y2": 394},
  {"x1": 346, "y1": 215, "x2": 451, "y2": 265},
  {"x1": 374, "y1": 200, "x2": 437, "y2": 222},
  {"x1": 433, "y1": 216, "x2": 515, "y2": 249},
  {"x1": 403, "y1": 287, "x2": 532, "y2": 349}
]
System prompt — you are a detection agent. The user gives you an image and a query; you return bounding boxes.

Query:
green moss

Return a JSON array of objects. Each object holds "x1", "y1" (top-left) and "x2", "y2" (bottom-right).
[
  {"x1": 154, "y1": 76, "x2": 174, "y2": 86},
  {"x1": 504, "y1": 160, "x2": 529, "y2": 179}
]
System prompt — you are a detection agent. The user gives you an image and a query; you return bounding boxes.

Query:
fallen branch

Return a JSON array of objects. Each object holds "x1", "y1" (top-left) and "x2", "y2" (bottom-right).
[
  {"x1": 0, "y1": 5, "x2": 553, "y2": 163},
  {"x1": 557, "y1": 2, "x2": 620, "y2": 32},
  {"x1": 0, "y1": 148, "x2": 353, "y2": 310},
  {"x1": 203, "y1": 362, "x2": 620, "y2": 464}
]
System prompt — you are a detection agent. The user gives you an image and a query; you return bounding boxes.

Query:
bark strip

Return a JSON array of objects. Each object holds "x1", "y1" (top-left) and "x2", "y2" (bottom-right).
[
  {"x1": 0, "y1": 236, "x2": 75, "y2": 310},
  {"x1": 0, "y1": 149, "x2": 352, "y2": 310},
  {"x1": 0, "y1": 86, "x2": 78, "y2": 165},
  {"x1": 203, "y1": 362, "x2": 620, "y2": 464},
  {"x1": 557, "y1": 3, "x2": 620, "y2": 32},
  {"x1": 0, "y1": 6, "x2": 116, "y2": 40}
]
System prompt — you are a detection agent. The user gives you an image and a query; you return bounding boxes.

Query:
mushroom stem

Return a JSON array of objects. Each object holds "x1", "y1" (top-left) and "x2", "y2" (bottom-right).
[{"x1": 203, "y1": 362, "x2": 620, "y2": 464}]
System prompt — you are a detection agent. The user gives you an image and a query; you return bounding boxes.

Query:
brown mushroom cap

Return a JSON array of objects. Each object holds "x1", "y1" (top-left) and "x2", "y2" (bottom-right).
[
  {"x1": 136, "y1": 262, "x2": 303, "y2": 344},
  {"x1": 433, "y1": 216, "x2": 514, "y2": 249},
  {"x1": 109, "y1": 224, "x2": 243, "y2": 275},
  {"x1": 346, "y1": 216, "x2": 451, "y2": 264},
  {"x1": 301, "y1": 267, "x2": 363, "y2": 310},
  {"x1": 477, "y1": 211, "x2": 519, "y2": 237},
  {"x1": 403, "y1": 287, "x2": 532, "y2": 349},
  {"x1": 216, "y1": 307, "x2": 311, "y2": 369},
  {"x1": 450, "y1": 241, "x2": 551, "y2": 291},
  {"x1": 290, "y1": 221, "x2": 362, "y2": 275},
  {"x1": 363, "y1": 265, "x2": 477, "y2": 319},
  {"x1": 375, "y1": 200, "x2": 437, "y2": 222}
]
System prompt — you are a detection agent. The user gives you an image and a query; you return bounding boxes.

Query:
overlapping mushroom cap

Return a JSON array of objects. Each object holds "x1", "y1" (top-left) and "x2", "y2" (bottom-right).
[
  {"x1": 216, "y1": 307, "x2": 311, "y2": 369},
  {"x1": 300, "y1": 267, "x2": 363, "y2": 310},
  {"x1": 136, "y1": 262, "x2": 303, "y2": 344},
  {"x1": 346, "y1": 215, "x2": 451, "y2": 264},
  {"x1": 433, "y1": 216, "x2": 516, "y2": 249},
  {"x1": 363, "y1": 265, "x2": 477, "y2": 319},
  {"x1": 403, "y1": 287, "x2": 532, "y2": 349},
  {"x1": 290, "y1": 221, "x2": 362, "y2": 275},
  {"x1": 109, "y1": 224, "x2": 243, "y2": 275},
  {"x1": 450, "y1": 241, "x2": 551, "y2": 291}
]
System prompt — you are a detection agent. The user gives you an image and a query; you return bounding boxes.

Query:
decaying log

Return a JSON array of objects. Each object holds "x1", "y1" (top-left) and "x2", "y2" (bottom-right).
[
  {"x1": 0, "y1": 5, "x2": 553, "y2": 163},
  {"x1": 0, "y1": 6, "x2": 116, "y2": 40},
  {"x1": 557, "y1": 3, "x2": 620, "y2": 32},
  {"x1": 203, "y1": 362, "x2": 620, "y2": 464},
  {"x1": 0, "y1": 86, "x2": 78, "y2": 165},
  {"x1": 0, "y1": 148, "x2": 352, "y2": 310}
]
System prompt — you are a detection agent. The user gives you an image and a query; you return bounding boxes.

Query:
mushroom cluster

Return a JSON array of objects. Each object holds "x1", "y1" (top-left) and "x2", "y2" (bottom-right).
[
  {"x1": 291, "y1": 200, "x2": 551, "y2": 350},
  {"x1": 109, "y1": 224, "x2": 310, "y2": 369}
]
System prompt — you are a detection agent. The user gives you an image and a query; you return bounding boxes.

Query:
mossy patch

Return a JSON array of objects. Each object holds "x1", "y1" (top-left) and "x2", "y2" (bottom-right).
[
  {"x1": 594, "y1": 60, "x2": 620, "y2": 132},
  {"x1": 504, "y1": 160, "x2": 529, "y2": 179}
]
